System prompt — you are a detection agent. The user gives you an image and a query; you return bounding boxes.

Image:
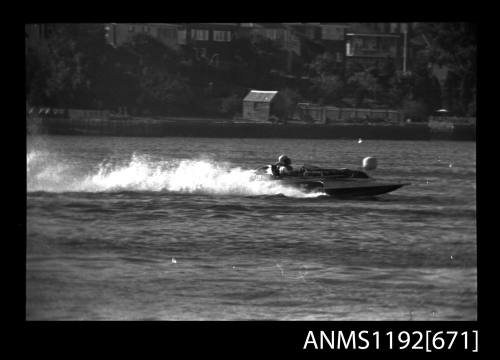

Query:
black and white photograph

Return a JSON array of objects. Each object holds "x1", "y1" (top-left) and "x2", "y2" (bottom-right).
[{"x1": 26, "y1": 22, "x2": 476, "y2": 325}]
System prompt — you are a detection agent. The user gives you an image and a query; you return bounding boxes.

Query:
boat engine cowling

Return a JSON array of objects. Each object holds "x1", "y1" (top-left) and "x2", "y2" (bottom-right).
[{"x1": 362, "y1": 157, "x2": 378, "y2": 171}]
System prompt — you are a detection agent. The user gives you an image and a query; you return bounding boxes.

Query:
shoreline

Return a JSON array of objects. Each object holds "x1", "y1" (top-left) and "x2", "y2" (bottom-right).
[{"x1": 27, "y1": 116, "x2": 476, "y2": 141}]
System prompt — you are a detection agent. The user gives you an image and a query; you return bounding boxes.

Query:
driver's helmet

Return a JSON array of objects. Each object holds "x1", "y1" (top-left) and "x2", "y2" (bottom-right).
[{"x1": 278, "y1": 155, "x2": 291, "y2": 166}]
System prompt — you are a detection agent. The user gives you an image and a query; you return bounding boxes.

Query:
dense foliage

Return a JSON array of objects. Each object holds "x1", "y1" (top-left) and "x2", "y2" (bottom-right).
[{"x1": 26, "y1": 23, "x2": 476, "y2": 120}]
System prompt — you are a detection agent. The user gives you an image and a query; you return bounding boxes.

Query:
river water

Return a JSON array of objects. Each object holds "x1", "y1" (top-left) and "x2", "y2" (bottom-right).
[{"x1": 26, "y1": 135, "x2": 476, "y2": 320}]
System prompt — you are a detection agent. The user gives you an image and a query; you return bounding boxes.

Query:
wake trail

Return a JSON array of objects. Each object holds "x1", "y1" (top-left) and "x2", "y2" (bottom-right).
[{"x1": 27, "y1": 150, "x2": 323, "y2": 198}]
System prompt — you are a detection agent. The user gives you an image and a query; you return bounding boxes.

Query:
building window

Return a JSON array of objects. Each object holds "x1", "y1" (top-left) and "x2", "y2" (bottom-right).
[
  {"x1": 213, "y1": 30, "x2": 231, "y2": 42},
  {"x1": 178, "y1": 29, "x2": 187, "y2": 44},
  {"x1": 322, "y1": 26, "x2": 345, "y2": 41},
  {"x1": 346, "y1": 42, "x2": 353, "y2": 56},
  {"x1": 159, "y1": 28, "x2": 176, "y2": 39},
  {"x1": 191, "y1": 29, "x2": 209, "y2": 41},
  {"x1": 265, "y1": 29, "x2": 279, "y2": 40}
]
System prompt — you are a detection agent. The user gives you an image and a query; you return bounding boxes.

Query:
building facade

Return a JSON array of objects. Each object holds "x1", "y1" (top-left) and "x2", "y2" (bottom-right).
[
  {"x1": 105, "y1": 23, "x2": 181, "y2": 49},
  {"x1": 246, "y1": 23, "x2": 301, "y2": 55},
  {"x1": 182, "y1": 23, "x2": 239, "y2": 64},
  {"x1": 103, "y1": 22, "x2": 414, "y2": 76},
  {"x1": 26, "y1": 24, "x2": 51, "y2": 42},
  {"x1": 105, "y1": 23, "x2": 240, "y2": 68},
  {"x1": 319, "y1": 23, "x2": 349, "y2": 71},
  {"x1": 345, "y1": 32, "x2": 403, "y2": 72}
]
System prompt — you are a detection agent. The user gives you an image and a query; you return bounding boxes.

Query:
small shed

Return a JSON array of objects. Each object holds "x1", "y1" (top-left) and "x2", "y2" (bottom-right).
[{"x1": 242, "y1": 90, "x2": 278, "y2": 122}]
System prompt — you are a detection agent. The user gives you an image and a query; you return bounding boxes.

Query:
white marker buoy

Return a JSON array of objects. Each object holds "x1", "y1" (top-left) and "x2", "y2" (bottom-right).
[
  {"x1": 362, "y1": 157, "x2": 378, "y2": 171},
  {"x1": 172, "y1": 258, "x2": 177, "y2": 263}
]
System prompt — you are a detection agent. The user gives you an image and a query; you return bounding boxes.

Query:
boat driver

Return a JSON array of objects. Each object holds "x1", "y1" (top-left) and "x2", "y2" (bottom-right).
[{"x1": 275, "y1": 155, "x2": 293, "y2": 175}]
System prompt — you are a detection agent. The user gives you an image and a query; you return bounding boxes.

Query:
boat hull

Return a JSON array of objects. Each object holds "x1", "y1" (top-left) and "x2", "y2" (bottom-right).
[
  {"x1": 323, "y1": 183, "x2": 406, "y2": 197},
  {"x1": 279, "y1": 178, "x2": 409, "y2": 198}
]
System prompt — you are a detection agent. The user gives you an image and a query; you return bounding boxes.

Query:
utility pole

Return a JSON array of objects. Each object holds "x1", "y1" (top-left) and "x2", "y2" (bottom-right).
[{"x1": 403, "y1": 26, "x2": 407, "y2": 75}]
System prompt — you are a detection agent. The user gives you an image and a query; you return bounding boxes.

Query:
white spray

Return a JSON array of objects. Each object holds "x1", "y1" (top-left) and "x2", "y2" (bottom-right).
[{"x1": 27, "y1": 151, "x2": 323, "y2": 198}]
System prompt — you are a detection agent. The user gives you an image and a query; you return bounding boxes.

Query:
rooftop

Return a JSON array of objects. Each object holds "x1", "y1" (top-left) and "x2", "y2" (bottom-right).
[{"x1": 243, "y1": 90, "x2": 278, "y2": 102}]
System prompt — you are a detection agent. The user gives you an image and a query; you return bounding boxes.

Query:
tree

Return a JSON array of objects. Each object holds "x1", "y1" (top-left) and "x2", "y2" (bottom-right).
[
  {"x1": 118, "y1": 34, "x2": 192, "y2": 115},
  {"x1": 227, "y1": 36, "x2": 286, "y2": 89},
  {"x1": 383, "y1": 74, "x2": 410, "y2": 108},
  {"x1": 378, "y1": 57, "x2": 396, "y2": 88},
  {"x1": 401, "y1": 99, "x2": 428, "y2": 122},
  {"x1": 252, "y1": 36, "x2": 287, "y2": 74},
  {"x1": 136, "y1": 69, "x2": 193, "y2": 115},
  {"x1": 308, "y1": 52, "x2": 343, "y2": 78},
  {"x1": 310, "y1": 75, "x2": 344, "y2": 105},
  {"x1": 123, "y1": 33, "x2": 181, "y2": 71},
  {"x1": 26, "y1": 42, "x2": 51, "y2": 106},
  {"x1": 414, "y1": 23, "x2": 476, "y2": 115},
  {"x1": 347, "y1": 70, "x2": 381, "y2": 107},
  {"x1": 220, "y1": 94, "x2": 242, "y2": 118},
  {"x1": 272, "y1": 88, "x2": 301, "y2": 122},
  {"x1": 26, "y1": 24, "x2": 120, "y2": 109}
]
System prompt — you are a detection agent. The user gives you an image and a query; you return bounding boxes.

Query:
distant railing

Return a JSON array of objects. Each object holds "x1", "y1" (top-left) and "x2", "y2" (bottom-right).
[
  {"x1": 27, "y1": 107, "x2": 67, "y2": 118},
  {"x1": 293, "y1": 103, "x2": 403, "y2": 124},
  {"x1": 428, "y1": 116, "x2": 476, "y2": 125},
  {"x1": 428, "y1": 116, "x2": 476, "y2": 133},
  {"x1": 27, "y1": 107, "x2": 111, "y2": 120},
  {"x1": 67, "y1": 109, "x2": 110, "y2": 120}
]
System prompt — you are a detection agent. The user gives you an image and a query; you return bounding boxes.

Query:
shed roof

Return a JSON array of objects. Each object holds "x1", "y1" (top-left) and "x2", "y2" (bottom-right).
[{"x1": 243, "y1": 90, "x2": 278, "y2": 103}]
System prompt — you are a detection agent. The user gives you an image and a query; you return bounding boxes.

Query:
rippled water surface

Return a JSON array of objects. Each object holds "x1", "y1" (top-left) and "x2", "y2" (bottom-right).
[{"x1": 26, "y1": 136, "x2": 476, "y2": 320}]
